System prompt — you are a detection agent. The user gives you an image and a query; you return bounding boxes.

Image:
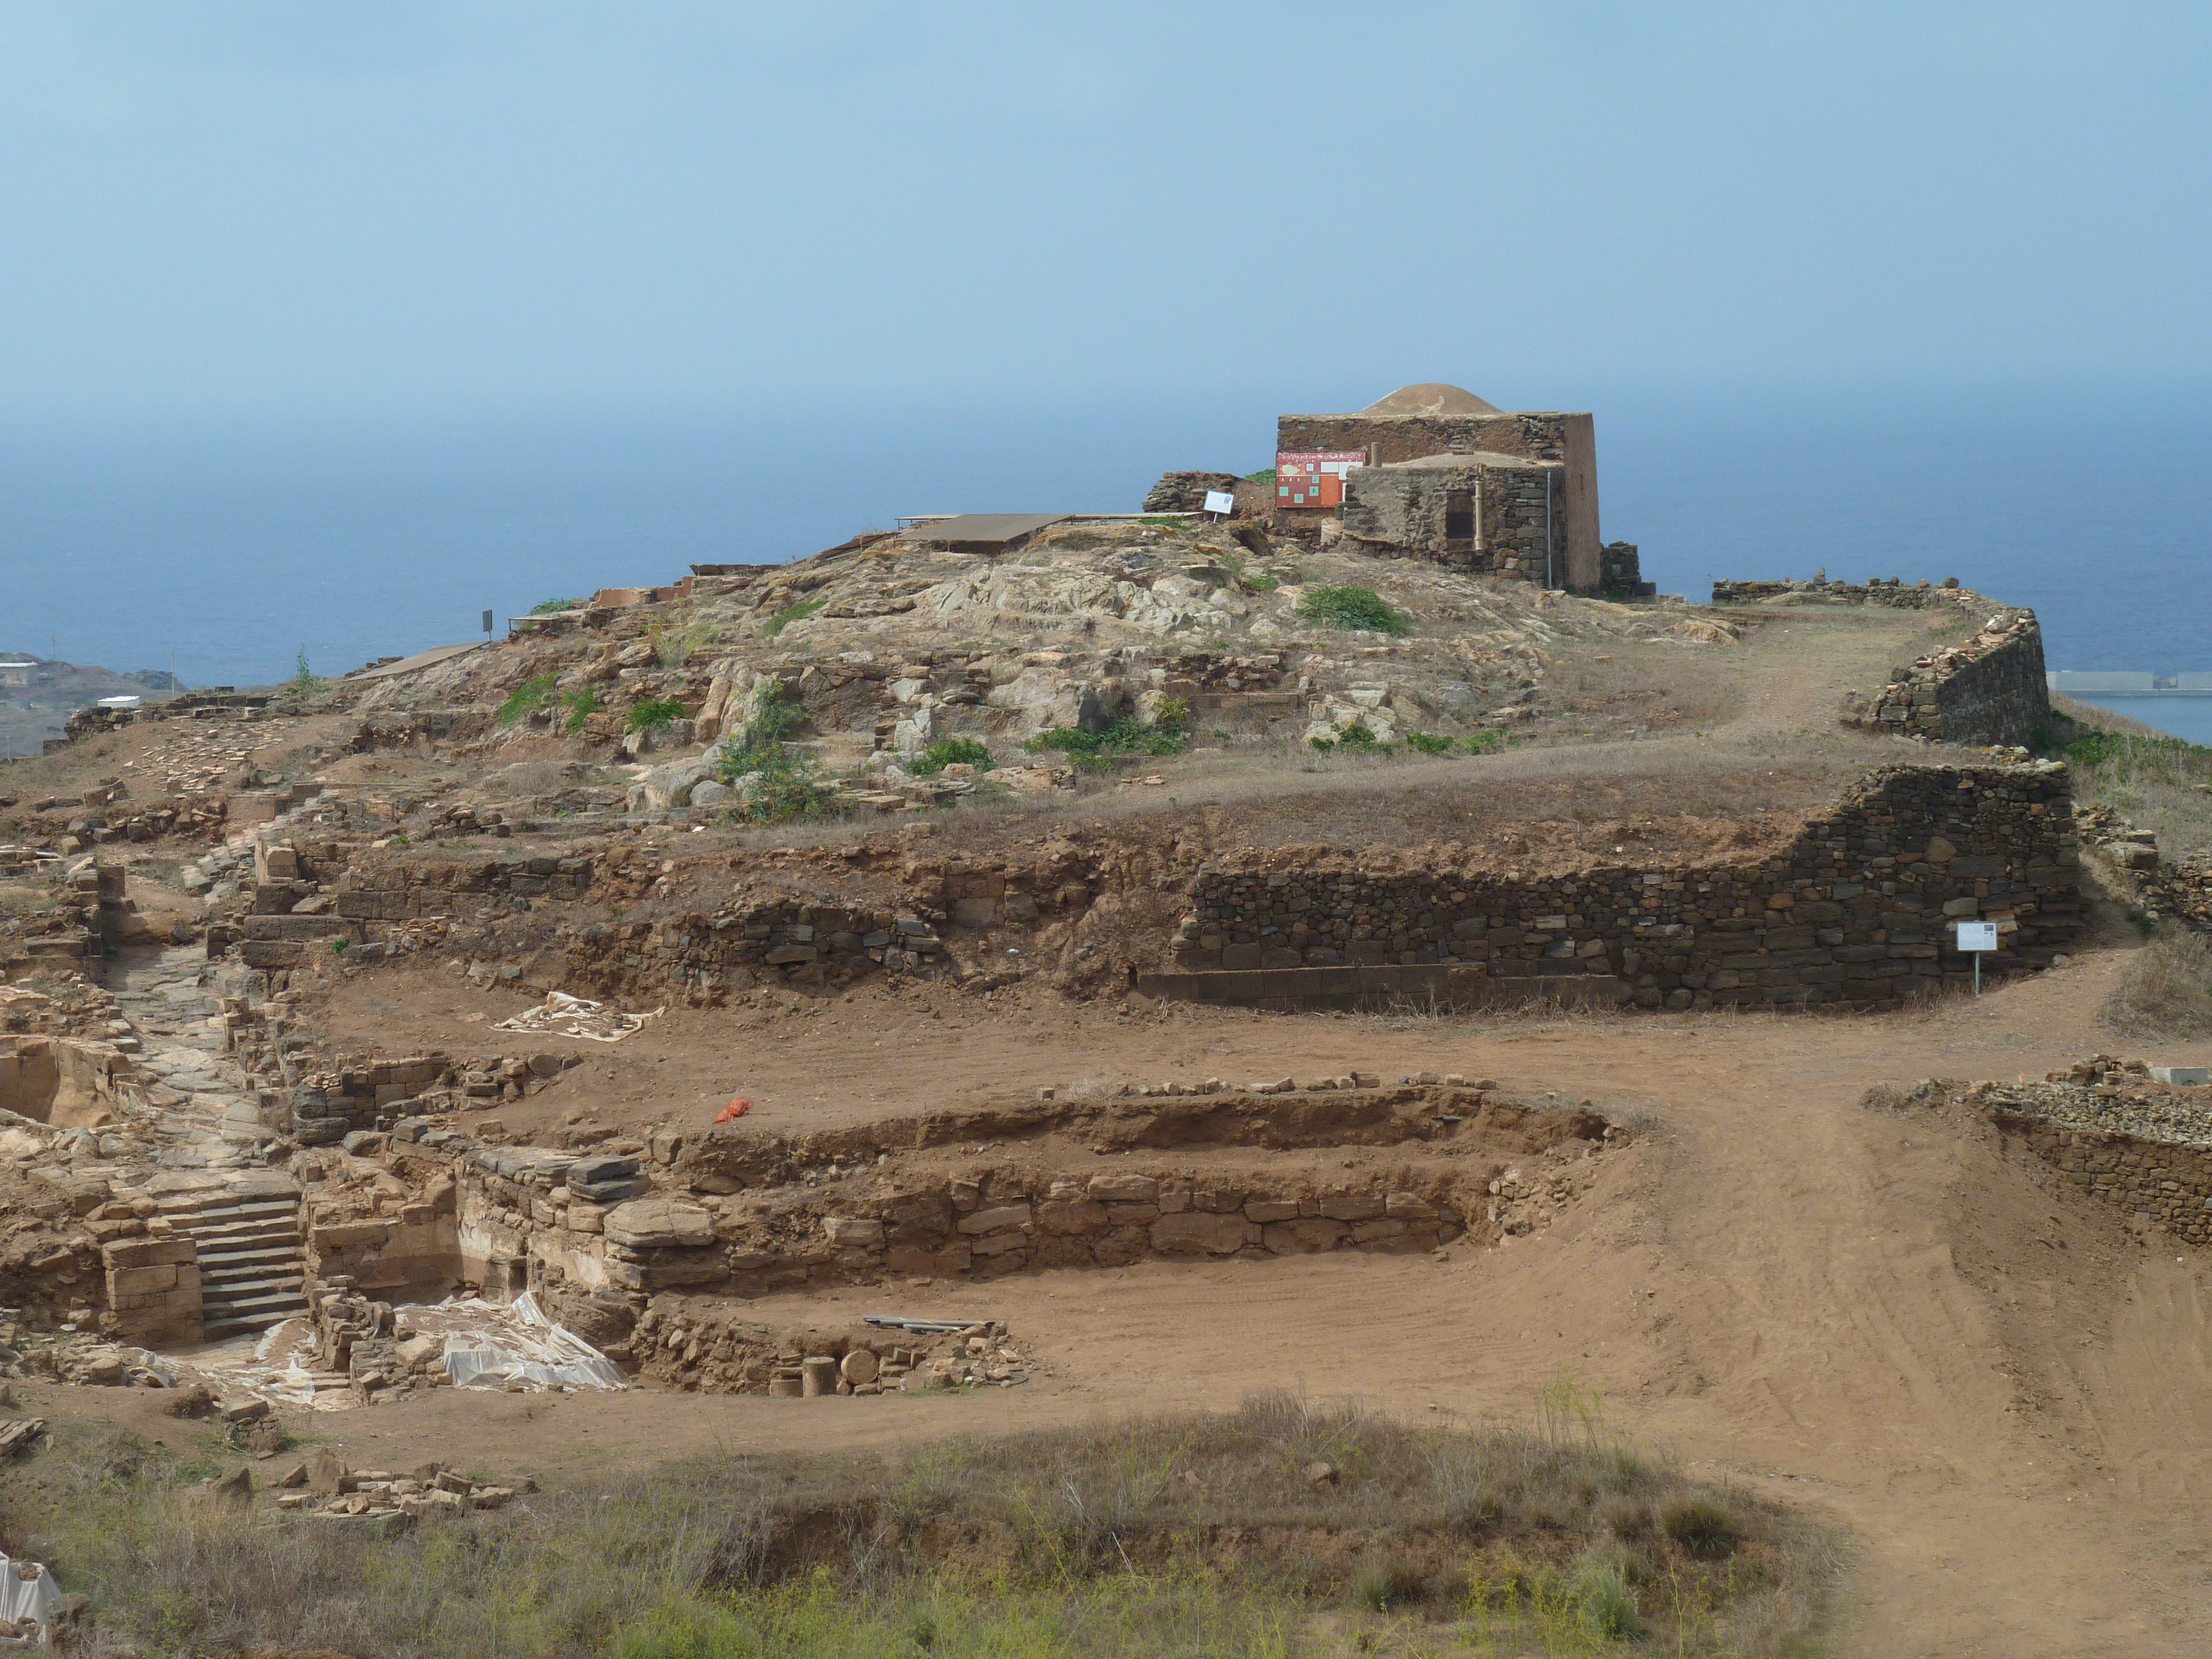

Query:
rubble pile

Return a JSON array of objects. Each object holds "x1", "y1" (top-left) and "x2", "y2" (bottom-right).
[
  {"x1": 627, "y1": 1307, "x2": 1032, "y2": 1396},
  {"x1": 267, "y1": 1448, "x2": 528, "y2": 1524}
]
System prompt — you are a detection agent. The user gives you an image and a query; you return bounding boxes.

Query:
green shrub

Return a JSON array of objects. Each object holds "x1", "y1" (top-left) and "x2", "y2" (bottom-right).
[
  {"x1": 1310, "y1": 722, "x2": 1388, "y2": 754},
  {"x1": 1244, "y1": 467, "x2": 1277, "y2": 483},
  {"x1": 761, "y1": 599, "x2": 827, "y2": 637},
  {"x1": 1572, "y1": 1558, "x2": 1644, "y2": 1640},
  {"x1": 907, "y1": 738, "x2": 994, "y2": 778},
  {"x1": 1239, "y1": 571, "x2": 1280, "y2": 593},
  {"x1": 287, "y1": 647, "x2": 321, "y2": 696},
  {"x1": 625, "y1": 698, "x2": 688, "y2": 733},
  {"x1": 1297, "y1": 585, "x2": 1409, "y2": 634},
  {"x1": 713, "y1": 685, "x2": 847, "y2": 825},
  {"x1": 528, "y1": 597, "x2": 586, "y2": 615},
  {"x1": 1026, "y1": 704, "x2": 1189, "y2": 773},
  {"x1": 560, "y1": 686, "x2": 602, "y2": 734},
  {"x1": 498, "y1": 673, "x2": 561, "y2": 725},
  {"x1": 1404, "y1": 732, "x2": 1453, "y2": 754},
  {"x1": 1464, "y1": 729, "x2": 1506, "y2": 755}
]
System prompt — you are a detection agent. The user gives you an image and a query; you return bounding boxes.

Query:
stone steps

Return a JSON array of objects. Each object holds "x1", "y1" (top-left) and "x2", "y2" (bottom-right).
[{"x1": 156, "y1": 1180, "x2": 310, "y2": 1338}]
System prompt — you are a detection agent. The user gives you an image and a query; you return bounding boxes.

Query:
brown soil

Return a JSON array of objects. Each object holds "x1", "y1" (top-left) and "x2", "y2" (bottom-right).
[
  {"x1": 12, "y1": 597, "x2": 2188, "y2": 1654},
  {"x1": 19, "y1": 943, "x2": 2210, "y2": 1653}
]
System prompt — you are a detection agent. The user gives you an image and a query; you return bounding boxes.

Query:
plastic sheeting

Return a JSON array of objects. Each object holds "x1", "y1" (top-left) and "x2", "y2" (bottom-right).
[
  {"x1": 492, "y1": 991, "x2": 660, "y2": 1044},
  {"x1": 0, "y1": 1552, "x2": 59, "y2": 1645},
  {"x1": 436, "y1": 1292, "x2": 629, "y2": 1392}
]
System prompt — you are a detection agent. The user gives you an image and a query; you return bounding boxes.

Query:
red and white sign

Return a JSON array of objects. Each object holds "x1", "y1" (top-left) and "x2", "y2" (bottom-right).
[{"x1": 1276, "y1": 450, "x2": 1366, "y2": 509}]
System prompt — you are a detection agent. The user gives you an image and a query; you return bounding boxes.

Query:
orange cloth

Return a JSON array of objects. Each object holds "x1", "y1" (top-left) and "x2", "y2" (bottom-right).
[{"x1": 714, "y1": 1098, "x2": 753, "y2": 1124}]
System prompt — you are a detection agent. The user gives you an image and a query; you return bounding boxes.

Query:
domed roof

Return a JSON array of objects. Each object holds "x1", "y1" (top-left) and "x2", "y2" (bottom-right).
[{"x1": 1359, "y1": 383, "x2": 1500, "y2": 416}]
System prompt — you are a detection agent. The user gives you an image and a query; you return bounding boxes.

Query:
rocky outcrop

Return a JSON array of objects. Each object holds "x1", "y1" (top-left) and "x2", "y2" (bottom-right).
[{"x1": 1141, "y1": 471, "x2": 1242, "y2": 513}]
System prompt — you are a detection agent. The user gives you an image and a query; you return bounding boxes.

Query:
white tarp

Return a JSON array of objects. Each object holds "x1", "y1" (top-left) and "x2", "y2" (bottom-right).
[
  {"x1": 0, "y1": 1552, "x2": 58, "y2": 1645},
  {"x1": 432, "y1": 1293, "x2": 629, "y2": 1392},
  {"x1": 492, "y1": 991, "x2": 660, "y2": 1044}
]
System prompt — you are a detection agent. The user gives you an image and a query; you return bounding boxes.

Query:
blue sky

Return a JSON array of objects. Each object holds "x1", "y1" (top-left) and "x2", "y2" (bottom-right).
[{"x1": 5, "y1": 2, "x2": 2210, "y2": 420}]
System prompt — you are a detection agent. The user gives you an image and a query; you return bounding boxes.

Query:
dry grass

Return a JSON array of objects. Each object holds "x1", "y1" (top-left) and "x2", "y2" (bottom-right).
[
  {"x1": 727, "y1": 732, "x2": 1878, "y2": 875},
  {"x1": 6, "y1": 1392, "x2": 1838, "y2": 1658},
  {"x1": 2101, "y1": 928, "x2": 2212, "y2": 1040},
  {"x1": 2047, "y1": 696, "x2": 2212, "y2": 858}
]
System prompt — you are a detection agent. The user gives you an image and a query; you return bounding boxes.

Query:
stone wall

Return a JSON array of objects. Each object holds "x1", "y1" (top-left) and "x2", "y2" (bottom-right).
[
  {"x1": 1711, "y1": 576, "x2": 1973, "y2": 609},
  {"x1": 365, "y1": 1084, "x2": 1613, "y2": 1310},
  {"x1": 333, "y1": 853, "x2": 596, "y2": 922},
  {"x1": 101, "y1": 1236, "x2": 203, "y2": 1343},
  {"x1": 1142, "y1": 471, "x2": 1243, "y2": 513},
  {"x1": 1339, "y1": 460, "x2": 1559, "y2": 583},
  {"x1": 1166, "y1": 761, "x2": 2084, "y2": 1009},
  {"x1": 2001, "y1": 1116, "x2": 2212, "y2": 1245},
  {"x1": 1600, "y1": 542, "x2": 1653, "y2": 598},
  {"x1": 1845, "y1": 609, "x2": 2051, "y2": 748}
]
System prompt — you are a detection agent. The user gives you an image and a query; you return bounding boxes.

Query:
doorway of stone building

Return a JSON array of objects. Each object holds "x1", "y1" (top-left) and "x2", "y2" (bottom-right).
[{"x1": 1443, "y1": 487, "x2": 1475, "y2": 553}]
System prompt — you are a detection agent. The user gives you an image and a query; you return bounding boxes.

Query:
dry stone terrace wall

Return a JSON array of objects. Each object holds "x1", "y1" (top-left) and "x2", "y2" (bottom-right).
[
  {"x1": 1846, "y1": 610, "x2": 2049, "y2": 748},
  {"x1": 355, "y1": 1086, "x2": 1614, "y2": 1318},
  {"x1": 1932, "y1": 1073, "x2": 2212, "y2": 1247},
  {"x1": 1711, "y1": 576, "x2": 2052, "y2": 749},
  {"x1": 1168, "y1": 762, "x2": 2084, "y2": 1009}
]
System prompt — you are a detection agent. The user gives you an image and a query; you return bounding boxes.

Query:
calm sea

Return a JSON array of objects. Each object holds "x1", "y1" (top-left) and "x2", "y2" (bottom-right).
[{"x1": 4, "y1": 384, "x2": 2208, "y2": 716}]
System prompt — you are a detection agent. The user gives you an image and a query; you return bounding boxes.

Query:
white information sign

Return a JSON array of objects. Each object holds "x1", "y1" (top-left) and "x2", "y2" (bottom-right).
[
  {"x1": 1202, "y1": 489, "x2": 1236, "y2": 516},
  {"x1": 1955, "y1": 921, "x2": 1999, "y2": 952}
]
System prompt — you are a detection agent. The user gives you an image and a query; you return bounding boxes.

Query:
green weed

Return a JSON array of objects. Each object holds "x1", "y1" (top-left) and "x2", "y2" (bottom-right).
[
  {"x1": 528, "y1": 597, "x2": 586, "y2": 615},
  {"x1": 1298, "y1": 585, "x2": 1409, "y2": 634},
  {"x1": 906, "y1": 738, "x2": 994, "y2": 778},
  {"x1": 1025, "y1": 703, "x2": 1190, "y2": 773},
  {"x1": 625, "y1": 698, "x2": 688, "y2": 733},
  {"x1": 713, "y1": 684, "x2": 846, "y2": 825},
  {"x1": 761, "y1": 600, "x2": 827, "y2": 637},
  {"x1": 561, "y1": 686, "x2": 602, "y2": 734},
  {"x1": 497, "y1": 674, "x2": 561, "y2": 725}
]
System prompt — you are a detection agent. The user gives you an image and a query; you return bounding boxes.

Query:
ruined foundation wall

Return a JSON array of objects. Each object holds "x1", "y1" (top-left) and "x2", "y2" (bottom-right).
[
  {"x1": 1997, "y1": 1113, "x2": 2212, "y2": 1246},
  {"x1": 1167, "y1": 761, "x2": 2083, "y2": 1009}
]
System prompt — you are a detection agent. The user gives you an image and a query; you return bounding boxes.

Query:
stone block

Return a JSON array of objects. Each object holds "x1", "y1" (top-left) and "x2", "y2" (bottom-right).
[
  {"x1": 1262, "y1": 1217, "x2": 1348, "y2": 1254},
  {"x1": 1086, "y1": 1173, "x2": 1160, "y2": 1203},
  {"x1": 604, "y1": 1198, "x2": 717, "y2": 1249},
  {"x1": 956, "y1": 1204, "x2": 1031, "y2": 1235},
  {"x1": 1149, "y1": 1211, "x2": 1255, "y2": 1255}
]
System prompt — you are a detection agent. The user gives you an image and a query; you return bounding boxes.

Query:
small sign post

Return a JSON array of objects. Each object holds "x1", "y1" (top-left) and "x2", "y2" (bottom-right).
[
  {"x1": 1202, "y1": 489, "x2": 1235, "y2": 519},
  {"x1": 482, "y1": 609, "x2": 494, "y2": 639},
  {"x1": 1955, "y1": 920, "x2": 1999, "y2": 995}
]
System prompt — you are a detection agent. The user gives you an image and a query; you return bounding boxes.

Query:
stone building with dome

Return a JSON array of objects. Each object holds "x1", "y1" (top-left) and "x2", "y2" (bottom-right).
[{"x1": 1275, "y1": 384, "x2": 1636, "y2": 594}]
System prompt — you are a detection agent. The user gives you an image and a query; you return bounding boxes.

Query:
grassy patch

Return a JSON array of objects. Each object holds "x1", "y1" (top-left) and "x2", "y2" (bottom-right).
[
  {"x1": 497, "y1": 673, "x2": 561, "y2": 726},
  {"x1": 1244, "y1": 467, "x2": 1277, "y2": 483},
  {"x1": 761, "y1": 599, "x2": 827, "y2": 637},
  {"x1": 1298, "y1": 585, "x2": 1410, "y2": 635},
  {"x1": 906, "y1": 738, "x2": 994, "y2": 778},
  {"x1": 1026, "y1": 703, "x2": 1190, "y2": 773},
  {"x1": 624, "y1": 698, "x2": 688, "y2": 733},
  {"x1": 2103, "y1": 927, "x2": 2212, "y2": 1039},
  {"x1": 6, "y1": 1395, "x2": 1834, "y2": 1659},
  {"x1": 528, "y1": 597, "x2": 586, "y2": 615},
  {"x1": 1140, "y1": 515, "x2": 1192, "y2": 530}
]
